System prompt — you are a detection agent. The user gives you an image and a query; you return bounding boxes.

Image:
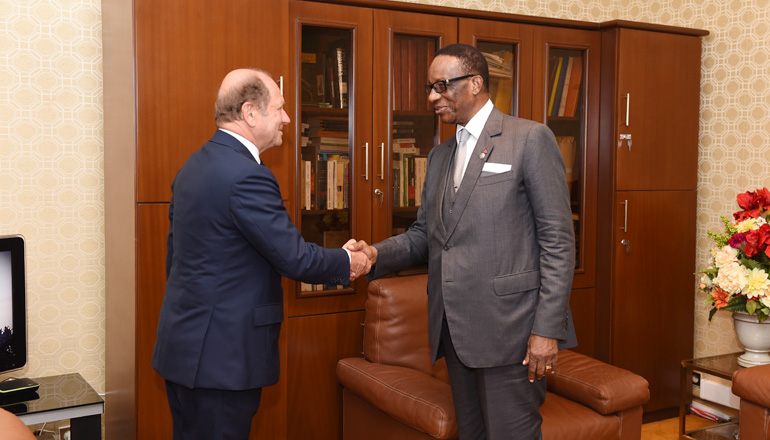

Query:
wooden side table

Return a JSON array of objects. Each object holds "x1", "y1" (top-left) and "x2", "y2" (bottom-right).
[{"x1": 680, "y1": 352, "x2": 742, "y2": 439}]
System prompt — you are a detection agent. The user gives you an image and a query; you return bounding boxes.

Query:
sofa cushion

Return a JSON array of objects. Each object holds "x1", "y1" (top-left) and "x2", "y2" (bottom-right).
[
  {"x1": 337, "y1": 357, "x2": 457, "y2": 439},
  {"x1": 547, "y1": 350, "x2": 650, "y2": 415},
  {"x1": 541, "y1": 392, "x2": 619, "y2": 440},
  {"x1": 365, "y1": 275, "x2": 447, "y2": 381}
]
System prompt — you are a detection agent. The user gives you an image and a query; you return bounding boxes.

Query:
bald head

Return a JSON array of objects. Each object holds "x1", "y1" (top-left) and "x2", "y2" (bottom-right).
[{"x1": 215, "y1": 68, "x2": 271, "y2": 126}]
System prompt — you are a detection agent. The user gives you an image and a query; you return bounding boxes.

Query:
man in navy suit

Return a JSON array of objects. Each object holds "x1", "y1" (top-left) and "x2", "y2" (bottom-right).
[{"x1": 152, "y1": 68, "x2": 370, "y2": 440}]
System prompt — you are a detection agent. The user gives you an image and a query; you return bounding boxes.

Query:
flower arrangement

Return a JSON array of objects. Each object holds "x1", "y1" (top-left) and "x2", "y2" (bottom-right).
[{"x1": 700, "y1": 187, "x2": 770, "y2": 323}]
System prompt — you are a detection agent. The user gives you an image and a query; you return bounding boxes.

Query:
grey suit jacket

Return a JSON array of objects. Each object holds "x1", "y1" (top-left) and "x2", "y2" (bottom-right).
[{"x1": 371, "y1": 107, "x2": 576, "y2": 368}]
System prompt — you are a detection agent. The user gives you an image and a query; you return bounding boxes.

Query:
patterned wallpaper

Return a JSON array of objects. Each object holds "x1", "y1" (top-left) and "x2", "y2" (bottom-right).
[
  {"x1": 0, "y1": 0, "x2": 104, "y2": 391},
  {"x1": 0, "y1": 0, "x2": 765, "y2": 395}
]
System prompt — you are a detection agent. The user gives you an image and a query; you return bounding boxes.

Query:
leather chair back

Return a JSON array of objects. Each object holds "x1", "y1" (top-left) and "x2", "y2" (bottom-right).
[{"x1": 364, "y1": 275, "x2": 449, "y2": 382}]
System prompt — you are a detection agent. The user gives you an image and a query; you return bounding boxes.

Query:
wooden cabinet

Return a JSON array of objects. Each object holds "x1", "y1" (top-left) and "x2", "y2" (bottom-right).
[
  {"x1": 132, "y1": 0, "x2": 289, "y2": 438},
  {"x1": 126, "y1": 1, "x2": 707, "y2": 437},
  {"x1": 598, "y1": 25, "x2": 705, "y2": 417},
  {"x1": 459, "y1": 21, "x2": 600, "y2": 356}
]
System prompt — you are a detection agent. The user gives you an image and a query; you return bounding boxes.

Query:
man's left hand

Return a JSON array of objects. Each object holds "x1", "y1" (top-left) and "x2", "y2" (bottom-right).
[{"x1": 522, "y1": 334, "x2": 558, "y2": 383}]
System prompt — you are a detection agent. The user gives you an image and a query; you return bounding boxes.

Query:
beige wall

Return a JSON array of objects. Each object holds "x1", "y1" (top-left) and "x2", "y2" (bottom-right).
[
  {"x1": 1, "y1": 0, "x2": 765, "y2": 399},
  {"x1": 0, "y1": 0, "x2": 104, "y2": 391}
]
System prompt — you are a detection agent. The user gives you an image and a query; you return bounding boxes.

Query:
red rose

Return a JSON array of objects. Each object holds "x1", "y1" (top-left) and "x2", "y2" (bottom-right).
[
  {"x1": 745, "y1": 223, "x2": 770, "y2": 257},
  {"x1": 734, "y1": 187, "x2": 770, "y2": 220}
]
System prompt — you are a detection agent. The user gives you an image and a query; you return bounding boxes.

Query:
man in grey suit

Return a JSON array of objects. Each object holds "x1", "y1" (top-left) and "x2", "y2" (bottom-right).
[{"x1": 350, "y1": 44, "x2": 576, "y2": 439}]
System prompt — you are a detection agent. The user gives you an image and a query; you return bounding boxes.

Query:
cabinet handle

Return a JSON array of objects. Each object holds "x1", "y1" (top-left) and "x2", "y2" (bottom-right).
[
  {"x1": 362, "y1": 142, "x2": 369, "y2": 181},
  {"x1": 279, "y1": 76, "x2": 284, "y2": 96},
  {"x1": 620, "y1": 200, "x2": 628, "y2": 232},
  {"x1": 379, "y1": 143, "x2": 385, "y2": 181},
  {"x1": 624, "y1": 93, "x2": 630, "y2": 127}
]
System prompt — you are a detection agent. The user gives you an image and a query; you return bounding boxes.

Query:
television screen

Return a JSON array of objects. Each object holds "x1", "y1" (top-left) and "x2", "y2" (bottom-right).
[
  {"x1": 0, "y1": 235, "x2": 26, "y2": 374},
  {"x1": 1, "y1": 251, "x2": 12, "y2": 356}
]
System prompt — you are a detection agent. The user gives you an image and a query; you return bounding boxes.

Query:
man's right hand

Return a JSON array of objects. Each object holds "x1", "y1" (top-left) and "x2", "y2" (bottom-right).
[
  {"x1": 346, "y1": 240, "x2": 378, "y2": 267},
  {"x1": 349, "y1": 250, "x2": 371, "y2": 280}
]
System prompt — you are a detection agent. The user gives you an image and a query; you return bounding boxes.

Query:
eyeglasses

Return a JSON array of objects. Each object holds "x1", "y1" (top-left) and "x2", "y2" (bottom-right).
[{"x1": 424, "y1": 74, "x2": 477, "y2": 94}]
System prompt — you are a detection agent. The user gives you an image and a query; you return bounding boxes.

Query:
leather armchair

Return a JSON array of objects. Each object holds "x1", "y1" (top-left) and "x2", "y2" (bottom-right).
[
  {"x1": 337, "y1": 275, "x2": 650, "y2": 440},
  {"x1": 733, "y1": 363, "x2": 770, "y2": 440}
]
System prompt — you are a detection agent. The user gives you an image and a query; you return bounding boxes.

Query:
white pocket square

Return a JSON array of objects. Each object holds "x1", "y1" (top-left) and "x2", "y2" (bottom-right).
[{"x1": 482, "y1": 162, "x2": 511, "y2": 174}]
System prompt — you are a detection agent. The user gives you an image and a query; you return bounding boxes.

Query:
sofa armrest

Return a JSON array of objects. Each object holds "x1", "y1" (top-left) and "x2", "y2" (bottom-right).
[
  {"x1": 733, "y1": 363, "x2": 770, "y2": 408},
  {"x1": 337, "y1": 357, "x2": 457, "y2": 439},
  {"x1": 547, "y1": 350, "x2": 650, "y2": 415}
]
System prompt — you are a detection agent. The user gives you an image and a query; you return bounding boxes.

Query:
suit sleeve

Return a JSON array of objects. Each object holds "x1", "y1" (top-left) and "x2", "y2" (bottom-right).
[
  {"x1": 368, "y1": 147, "x2": 438, "y2": 280},
  {"x1": 522, "y1": 124, "x2": 576, "y2": 340},
  {"x1": 230, "y1": 168, "x2": 350, "y2": 286}
]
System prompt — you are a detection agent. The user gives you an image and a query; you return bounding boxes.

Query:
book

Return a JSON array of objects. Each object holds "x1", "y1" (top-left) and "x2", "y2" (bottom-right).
[
  {"x1": 551, "y1": 56, "x2": 569, "y2": 116},
  {"x1": 414, "y1": 156, "x2": 427, "y2": 206},
  {"x1": 557, "y1": 57, "x2": 574, "y2": 116},
  {"x1": 335, "y1": 47, "x2": 348, "y2": 109},
  {"x1": 564, "y1": 56, "x2": 583, "y2": 117},
  {"x1": 547, "y1": 56, "x2": 563, "y2": 116}
]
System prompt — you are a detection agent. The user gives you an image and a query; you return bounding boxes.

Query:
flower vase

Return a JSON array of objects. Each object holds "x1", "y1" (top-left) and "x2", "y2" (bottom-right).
[{"x1": 733, "y1": 312, "x2": 770, "y2": 367}]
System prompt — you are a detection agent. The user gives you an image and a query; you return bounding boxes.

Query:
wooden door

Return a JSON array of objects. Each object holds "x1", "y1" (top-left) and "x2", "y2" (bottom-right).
[
  {"x1": 613, "y1": 29, "x2": 701, "y2": 191},
  {"x1": 612, "y1": 190, "x2": 697, "y2": 413},
  {"x1": 135, "y1": 0, "x2": 290, "y2": 204},
  {"x1": 286, "y1": 3, "x2": 373, "y2": 440},
  {"x1": 459, "y1": 18, "x2": 534, "y2": 120},
  {"x1": 371, "y1": 9, "x2": 457, "y2": 247}
]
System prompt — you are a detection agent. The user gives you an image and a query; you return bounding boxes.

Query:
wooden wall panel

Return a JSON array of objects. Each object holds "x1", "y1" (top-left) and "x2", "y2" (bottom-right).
[
  {"x1": 136, "y1": 203, "x2": 172, "y2": 439},
  {"x1": 287, "y1": 311, "x2": 365, "y2": 440}
]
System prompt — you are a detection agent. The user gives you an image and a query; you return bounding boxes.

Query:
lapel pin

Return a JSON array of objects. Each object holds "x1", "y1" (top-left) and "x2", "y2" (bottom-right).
[{"x1": 479, "y1": 149, "x2": 487, "y2": 159}]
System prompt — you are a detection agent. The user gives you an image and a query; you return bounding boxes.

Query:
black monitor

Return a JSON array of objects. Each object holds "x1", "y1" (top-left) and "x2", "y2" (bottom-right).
[{"x1": 0, "y1": 235, "x2": 27, "y2": 374}]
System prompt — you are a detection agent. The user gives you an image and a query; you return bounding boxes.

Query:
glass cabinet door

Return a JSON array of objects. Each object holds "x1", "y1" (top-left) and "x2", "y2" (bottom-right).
[
  {"x1": 459, "y1": 19, "x2": 534, "y2": 119},
  {"x1": 534, "y1": 27, "x2": 599, "y2": 289},
  {"x1": 292, "y1": 5, "x2": 373, "y2": 301},
  {"x1": 371, "y1": 10, "x2": 457, "y2": 253},
  {"x1": 298, "y1": 26, "x2": 353, "y2": 293}
]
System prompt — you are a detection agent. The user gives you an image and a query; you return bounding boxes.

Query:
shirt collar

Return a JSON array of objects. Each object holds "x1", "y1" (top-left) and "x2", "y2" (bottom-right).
[
  {"x1": 457, "y1": 99, "x2": 494, "y2": 141},
  {"x1": 219, "y1": 128, "x2": 261, "y2": 164}
]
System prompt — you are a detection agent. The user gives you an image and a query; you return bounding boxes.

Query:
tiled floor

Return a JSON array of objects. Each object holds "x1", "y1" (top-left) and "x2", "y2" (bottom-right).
[{"x1": 641, "y1": 414, "x2": 718, "y2": 440}]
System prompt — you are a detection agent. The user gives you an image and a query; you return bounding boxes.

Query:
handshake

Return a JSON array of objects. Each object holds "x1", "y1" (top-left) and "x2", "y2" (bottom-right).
[{"x1": 343, "y1": 239, "x2": 378, "y2": 281}]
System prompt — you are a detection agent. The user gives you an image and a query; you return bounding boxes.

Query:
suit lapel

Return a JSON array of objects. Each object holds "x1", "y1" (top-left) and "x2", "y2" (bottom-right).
[
  {"x1": 442, "y1": 108, "x2": 503, "y2": 240},
  {"x1": 436, "y1": 140, "x2": 455, "y2": 239}
]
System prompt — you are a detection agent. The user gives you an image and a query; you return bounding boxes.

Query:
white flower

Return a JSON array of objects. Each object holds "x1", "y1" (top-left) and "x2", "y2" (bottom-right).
[
  {"x1": 699, "y1": 274, "x2": 713, "y2": 290},
  {"x1": 758, "y1": 216, "x2": 767, "y2": 226},
  {"x1": 761, "y1": 294, "x2": 770, "y2": 309},
  {"x1": 735, "y1": 218, "x2": 760, "y2": 232},
  {"x1": 743, "y1": 268, "x2": 770, "y2": 299},
  {"x1": 714, "y1": 262, "x2": 748, "y2": 294},
  {"x1": 711, "y1": 245, "x2": 739, "y2": 268}
]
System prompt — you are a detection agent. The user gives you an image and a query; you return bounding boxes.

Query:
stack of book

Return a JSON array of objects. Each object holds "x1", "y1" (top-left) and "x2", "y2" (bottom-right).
[
  {"x1": 547, "y1": 55, "x2": 583, "y2": 117},
  {"x1": 392, "y1": 140, "x2": 426, "y2": 208},
  {"x1": 392, "y1": 36, "x2": 436, "y2": 112},
  {"x1": 300, "y1": 116, "x2": 350, "y2": 211}
]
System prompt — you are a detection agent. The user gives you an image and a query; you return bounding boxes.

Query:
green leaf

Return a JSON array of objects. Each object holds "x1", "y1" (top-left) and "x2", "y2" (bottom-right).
[
  {"x1": 747, "y1": 299, "x2": 759, "y2": 315},
  {"x1": 709, "y1": 307, "x2": 718, "y2": 321},
  {"x1": 741, "y1": 259, "x2": 764, "y2": 270}
]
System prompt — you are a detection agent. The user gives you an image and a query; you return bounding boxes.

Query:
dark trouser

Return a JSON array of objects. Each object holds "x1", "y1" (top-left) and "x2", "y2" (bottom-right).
[
  {"x1": 165, "y1": 380, "x2": 262, "y2": 440},
  {"x1": 441, "y1": 318, "x2": 546, "y2": 440}
]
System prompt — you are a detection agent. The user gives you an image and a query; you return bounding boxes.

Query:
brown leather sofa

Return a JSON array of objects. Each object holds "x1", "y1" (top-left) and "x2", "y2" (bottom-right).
[
  {"x1": 337, "y1": 275, "x2": 650, "y2": 440},
  {"x1": 733, "y1": 363, "x2": 770, "y2": 440}
]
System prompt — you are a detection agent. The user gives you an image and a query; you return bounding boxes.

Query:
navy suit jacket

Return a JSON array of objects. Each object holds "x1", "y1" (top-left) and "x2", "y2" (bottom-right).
[{"x1": 152, "y1": 130, "x2": 349, "y2": 390}]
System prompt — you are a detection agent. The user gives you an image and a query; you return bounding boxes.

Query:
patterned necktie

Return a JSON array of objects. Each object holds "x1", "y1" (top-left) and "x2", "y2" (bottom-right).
[{"x1": 453, "y1": 128, "x2": 469, "y2": 192}]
